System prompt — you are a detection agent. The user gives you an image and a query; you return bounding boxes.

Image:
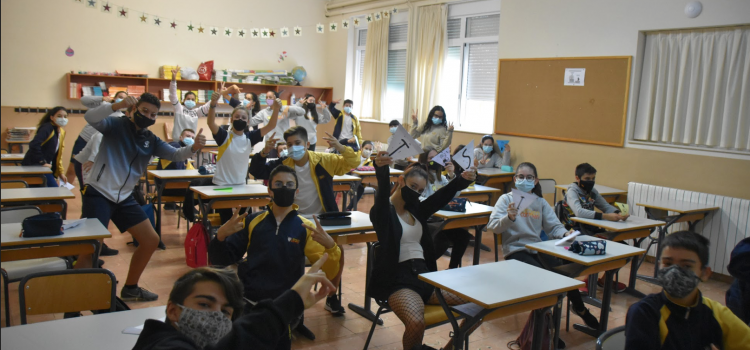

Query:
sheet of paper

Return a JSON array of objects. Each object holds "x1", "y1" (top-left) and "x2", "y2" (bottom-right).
[
  {"x1": 431, "y1": 147, "x2": 451, "y2": 166},
  {"x1": 511, "y1": 188, "x2": 539, "y2": 213},
  {"x1": 615, "y1": 202, "x2": 629, "y2": 216},
  {"x1": 62, "y1": 219, "x2": 86, "y2": 231},
  {"x1": 564, "y1": 68, "x2": 586, "y2": 86},
  {"x1": 496, "y1": 140, "x2": 509, "y2": 153},
  {"x1": 60, "y1": 181, "x2": 75, "y2": 190},
  {"x1": 452, "y1": 140, "x2": 475, "y2": 171},
  {"x1": 122, "y1": 317, "x2": 166, "y2": 335},
  {"x1": 387, "y1": 124, "x2": 423, "y2": 160},
  {"x1": 555, "y1": 230, "x2": 581, "y2": 246}
]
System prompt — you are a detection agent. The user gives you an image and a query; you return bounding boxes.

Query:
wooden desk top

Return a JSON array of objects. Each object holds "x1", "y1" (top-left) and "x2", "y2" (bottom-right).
[
  {"x1": 526, "y1": 235, "x2": 646, "y2": 266},
  {"x1": 419, "y1": 260, "x2": 583, "y2": 309},
  {"x1": 0, "y1": 166, "x2": 52, "y2": 175},
  {"x1": 147, "y1": 170, "x2": 213, "y2": 179},
  {"x1": 352, "y1": 169, "x2": 404, "y2": 176},
  {"x1": 555, "y1": 183, "x2": 627, "y2": 196},
  {"x1": 0, "y1": 187, "x2": 75, "y2": 202},
  {"x1": 334, "y1": 175, "x2": 362, "y2": 182},
  {"x1": 460, "y1": 184, "x2": 502, "y2": 195},
  {"x1": 570, "y1": 215, "x2": 665, "y2": 232},
  {"x1": 1, "y1": 218, "x2": 111, "y2": 247},
  {"x1": 476, "y1": 168, "x2": 514, "y2": 177},
  {"x1": 636, "y1": 199, "x2": 720, "y2": 214},
  {"x1": 205, "y1": 140, "x2": 218, "y2": 147},
  {"x1": 301, "y1": 211, "x2": 374, "y2": 235},
  {"x1": 433, "y1": 203, "x2": 494, "y2": 219},
  {"x1": 0, "y1": 306, "x2": 165, "y2": 350},
  {"x1": 0, "y1": 154, "x2": 25, "y2": 160},
  {"x1": 190, "y1": 184, "x2": 269, "y2": 198},
  {"x1": 5, "y1": 140, "x2": 30, "y2": 144}
]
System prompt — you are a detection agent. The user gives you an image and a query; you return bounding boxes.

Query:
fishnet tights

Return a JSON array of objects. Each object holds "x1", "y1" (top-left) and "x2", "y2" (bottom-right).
[{"x1": 388, "y1": 288, "x2": 470, "y2": 350}]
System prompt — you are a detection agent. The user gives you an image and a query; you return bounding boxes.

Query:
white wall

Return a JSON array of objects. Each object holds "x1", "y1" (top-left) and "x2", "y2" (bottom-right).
[{"x1": 1, "y1": 0, "x2": 332, "y2": 107}]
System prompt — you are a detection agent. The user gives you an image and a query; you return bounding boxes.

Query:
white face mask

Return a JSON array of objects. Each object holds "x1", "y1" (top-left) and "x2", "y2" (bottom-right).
[
  {"x1": 55, "y1": 117, "x2": 68, "y2": 127},
  {"x1": 362, "y1": 149, "x2": 372, "y2": 158}
]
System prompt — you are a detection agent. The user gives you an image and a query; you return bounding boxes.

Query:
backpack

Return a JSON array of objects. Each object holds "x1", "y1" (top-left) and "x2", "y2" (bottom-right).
[
  {"x1": 185, "y1": 222, "x2": 210, "y2": 268},
  {"x1": 507, "y1": 310, "x2": 555, "y2": 350}
]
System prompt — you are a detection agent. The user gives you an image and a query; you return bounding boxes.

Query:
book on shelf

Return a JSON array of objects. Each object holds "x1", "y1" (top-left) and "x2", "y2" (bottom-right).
[
  {"x1": 93, "y1": 87, "x2": 103, "y2": 96},
  {"x1": 69, "y1": 82, "x2": 81, "y2": 99},
  {"x1": 109, "y1": 86, "x2": 127, "y2": 97},
  {"x1": 6, "y1": 127, "x2": 36, "y2": 142}
]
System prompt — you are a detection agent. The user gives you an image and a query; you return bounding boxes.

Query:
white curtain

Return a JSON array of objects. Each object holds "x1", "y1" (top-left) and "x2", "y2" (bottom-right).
[
  {"x1": 403, "y1": 4, "x2": 447, "y2": 126},
  {"x1": 358, "y1": 15, "x2": 390, "y2": 120},
  {"x1": 633, "y1": 26, "x2": 750, "y2": 151}
]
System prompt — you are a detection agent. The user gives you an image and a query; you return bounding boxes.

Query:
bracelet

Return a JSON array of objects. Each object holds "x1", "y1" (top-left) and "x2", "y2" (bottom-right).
[{"x1": 210, "y1": 104, "x2": 217, "y2": 109}]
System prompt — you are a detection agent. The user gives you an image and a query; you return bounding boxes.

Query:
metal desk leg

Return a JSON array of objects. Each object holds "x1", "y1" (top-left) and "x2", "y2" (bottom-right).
[
  {"x1": 155, "y1": 181, "x2": 166, "y2": 250},
  {"x1": 351, "y1": 181, "x2": 361, "y2": 211},
  {"x1": 347, "y1": 242, "x2": 383, "y2": 325},
  {"x1": 574, "y1": 269, "x2": 615, "y2": 338},
  {"x1": 472, "y1": 226, "x2": 484, "y2": 265},
  {"x1": 623, "y1": 237, "x2": 648, "y2": 298},
  {"x1": 552, "y1": 295, "x2": 563, "y2": 350}
]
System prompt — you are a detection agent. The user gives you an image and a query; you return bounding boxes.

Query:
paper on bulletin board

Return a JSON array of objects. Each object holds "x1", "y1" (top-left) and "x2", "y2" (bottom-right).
[{"x1": 564, "y1": 68, "x2": 585, "y2": 86}]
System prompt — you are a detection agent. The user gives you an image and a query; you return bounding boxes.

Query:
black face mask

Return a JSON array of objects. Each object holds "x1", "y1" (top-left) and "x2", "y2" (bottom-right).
[
  {"x1": 232, "y1": 119, "x2": 248, "y2": 132},
  {"x1": 428, "y1": 161, "x2": 442, "y2": 172},
  {"x1": 132, "y1": 109, "x2": 155, "y2": 128},
  {"x1": 400, "y1": 185, "x2": 421, "y2": 206},
  {"x1": 579, "y1": 180, "x2": 595, "y2": 192},
  {"x1": 271, "y1": 187, "x2": 296, "y2": 207}
]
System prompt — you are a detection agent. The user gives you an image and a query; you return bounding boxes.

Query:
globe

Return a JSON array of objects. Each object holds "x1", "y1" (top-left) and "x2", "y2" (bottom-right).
[{"x1": 292, "y1": 66, "x2": 307, "y2": 83}]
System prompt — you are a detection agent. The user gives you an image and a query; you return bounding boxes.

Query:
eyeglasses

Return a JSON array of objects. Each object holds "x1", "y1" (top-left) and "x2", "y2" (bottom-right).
[{"x1": 514, "y1": 175, "x2": 536, "y2": 181}]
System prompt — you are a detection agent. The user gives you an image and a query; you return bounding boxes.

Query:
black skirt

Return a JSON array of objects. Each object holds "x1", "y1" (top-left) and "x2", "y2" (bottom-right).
[{"x1": 389, "y1": 259, "x2": 435, "y2": 302}]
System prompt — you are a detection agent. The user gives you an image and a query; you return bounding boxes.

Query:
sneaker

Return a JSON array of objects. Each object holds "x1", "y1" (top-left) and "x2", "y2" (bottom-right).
[
  {"x1": 597, "y1": 277, "x2": 627, "y2": 292},
  {"x1": 324, "y1": 295, "x2": 345, "y2": 316},
  {"x1": 295, "y1": 323, "x2": 316, "y2": 340},
  {"x1": 572, "y1": 306, "x2": 600, "y2": 329},
  {"x1": 121, "y1": 286, "x2": 158, "y2": 302},
  {"x1": 100, "y1": 243, "x2": 119, "y2": 256}
]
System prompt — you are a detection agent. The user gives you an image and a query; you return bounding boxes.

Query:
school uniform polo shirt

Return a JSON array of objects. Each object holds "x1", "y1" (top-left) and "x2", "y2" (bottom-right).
[{"x1": 213, "y1": 128, "x2": 262, "y2": 186}]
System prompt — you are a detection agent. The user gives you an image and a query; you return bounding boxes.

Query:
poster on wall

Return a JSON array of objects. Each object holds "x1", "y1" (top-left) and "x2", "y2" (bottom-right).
[{"x1": 564, "y1": 68, "x2": 586, "y2": 86}]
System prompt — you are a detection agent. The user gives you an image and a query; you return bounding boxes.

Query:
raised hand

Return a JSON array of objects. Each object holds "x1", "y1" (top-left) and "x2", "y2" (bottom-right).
[
  {"x1": 461, "y1": 165, "x2": 477, "y2": 182},
  {"x1": 272, "y1": 98, "x2": 282, "y2": 112},
  {"x1": 302, "y1": 215, "x2": 335, "y2": 249},
  {"x1": 191, "y1": 128, "x2": 206, "y2": 152},
  {"x1": 210, "y1": 89, "x2": 222, "y2": 106},
  {"x1": 263, "y1": 132, "x2": 280, "y2": 155},
  {"x1": 102, "y1": 96, "x2": 113, "y2": 103},
  {"x1": 411, "y1": 109, "x2": 418, "y2": 124},
  {"x1": 375, "y1": 151, "x2": 393, "y2": 167},
  {"x1": 217, "y1": 205, "x2": 249, "y2": 241},
  {"x1": 332, "y1": 98, "x2": 342, "y2": 105},
  {"x1": 507, "y1": 202, "x2": 518, "y2": 221},
  {"x1": 291, "y1": 253, "x2": 337, "y2": 309},
  {"x1": 322, "y1": 132, "x2": 343, "y2": 150},
  {"x1": 445, "y1": 161, "x2": 455, "y2": 176},
  {"x1": 227, "y1": 84, "x2": 242, "y2": 96},
  {"x1": 114, "y1": 96, "x2": 138, "y2": 111},
  {"x1": 447, "y1": 122, "x2": 454, "y2": 132},
  {"x1": 171, "y1": 65, "x2": 181, "y2": 81},
  {"x1": 504, "y1": 143, "x2": 511, "y2": 153}
]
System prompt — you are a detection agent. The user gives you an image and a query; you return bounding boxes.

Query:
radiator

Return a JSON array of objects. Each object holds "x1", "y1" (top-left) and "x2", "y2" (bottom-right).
[{"x1": 627, "y1": 182, "x2": 750, "y2": 275}]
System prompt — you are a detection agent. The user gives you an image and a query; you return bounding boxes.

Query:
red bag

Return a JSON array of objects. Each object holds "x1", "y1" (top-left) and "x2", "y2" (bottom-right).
[
  {"x1": 507, "y1": 310, "x2": 554, "y2": 350},
  {"x1": 185, "y1": 222, "x2": 209, "y2": 267},
  {"x1": 197, "y1": 60, "x2": 214, "y2": 81}
]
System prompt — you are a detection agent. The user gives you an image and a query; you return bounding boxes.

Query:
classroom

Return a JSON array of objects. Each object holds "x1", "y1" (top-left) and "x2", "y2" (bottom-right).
[{"x1": 1, "y1": 0, "x2": 749, "y2": 349}]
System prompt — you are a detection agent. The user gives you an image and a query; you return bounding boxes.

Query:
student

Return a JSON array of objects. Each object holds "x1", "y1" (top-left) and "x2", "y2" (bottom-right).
[
  {"x1": 249, "y1": 91, "x2": 303, "y2": 148},
  {"x1": 726, "y1": 237, "x2": 750, "y2": 325},
  {"x1": 157, "y1": 129, "x2": 196, "y2": 209},
  {"x1": 249, "y1": 126, "x2": 360, "y2": 316},
  {"x1": 275, "y1": 142, "x2": 288, "y2": 158},
  {"x1": 133, "y1": 255, "x2": 337, "y2": 350},
  {"x1": 387, "y1": 119, "x2": 410, "y2": 170},
  {"x1": 169, "y1": 65, "x2": 214, "y2": 141},
  {"x1": 328, "y1": 98, "x2": 362, "y2": 151},
  {"x1": 563, "y1": 163, "x2": 627, "y2": 225},
  {"x1": 73, "y1": 132, "x2": 103, "y2": 187},
  {"x1": 293, "y1": 94, "x2": 332, "y2": 150},
  {"x1": 369, "y1": 153, "x2": 478, "y2": 350},
  {"x1": 208, "y1": 165, "x2": 342, "y2": 350},
  {"x1": 206, "y1": 87, "x2": 280, "y2": 223},
  {"x1": 625, "y1": 231, "x2": 750, "y2": 350},
  {"x1": 79, "y1": 93, "x2": 207, "y2": 301},
  {"x1": 347, "y1": 140, "x2": 374, "y2": 211},
  {"x1": 409, "y1": 106, "x2": 453, "y2": 153},
  {"x1": 487, "y1": 162, "x2": 600, "y2": 331},
  {"x1": 21, "y1": 107, "x2": 68, "y2": 187},
  {"x1": 242, "y1": 92, "x2": 261, "y2": 120},
  {"x1": 416, "y1": 147, "x2": 471, "y2": 270},
  {"x1": 473, "y1": 135, "x2": 510, "y2": 169}
]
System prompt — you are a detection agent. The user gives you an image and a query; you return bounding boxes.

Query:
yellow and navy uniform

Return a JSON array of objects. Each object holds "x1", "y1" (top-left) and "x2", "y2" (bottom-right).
[
  {"x1": 21, "y1": 122, "x2": 65, "y2": 178},
  {"x1": 249, "y1": 148, "x2": 361, "y2": 213},
  {"x1": 625, "y1": 291, "x2": 750, "y2": 350},
  {"x1": 207, "y1": 203, "x2": 341, "y2": 301}
]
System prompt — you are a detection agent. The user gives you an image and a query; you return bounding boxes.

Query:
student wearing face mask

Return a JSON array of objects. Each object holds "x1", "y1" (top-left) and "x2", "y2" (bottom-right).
[
  {"x1": 169, "y1": 65, "x2": 217, "y2": 141},
  {"x1": 249, "y1": 126, "x2": 360, "y2": 316},
  {"x1": 409, "y1": 106, "x2": 454, "y2": 153},
  {"x1": 208, "y1": 166, "x2": 342, "y2": 350},
  {"x1": 328, "y1": 98, "x2": 362, "y2": 151},
  {"x1": 625, "y1": 231, "x2": 750, "y2": 350},
  {"x1": 133, "y1": 255, "x2": 338, "y2": 350},
  {"x1": 487, "y1": 162, "x2": 599, "y2": 341},
  {"x1": 293, "y1": 94, "x2": 332, "y2": 150},
  {"x1": 22, "y1": 107, "x2": 69, "y2": 187},
  {"x1": 370, "y1": 153, "x2": 478, "y2": 350},
  {"x1": 346, "y1": 141, "x2": 375, "y2": 211},
  {"x1": 473, "y1": 135, "x2": 511, "y2": 169},
  {"x1": 80, "y1": 93, "x2": 207, "y2": 302},
  {"x1": 276, "y1": 142, "x2": 288, "y2": 158}
]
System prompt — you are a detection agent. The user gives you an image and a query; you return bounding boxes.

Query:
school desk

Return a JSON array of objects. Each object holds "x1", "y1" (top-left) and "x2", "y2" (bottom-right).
[
  {"x1": 433, "y1": 203, "x2": 494, "y2": 265},
  {"x1": 635, "y1": 200, "x2": 719, "y2": 286},
  {"x1": 1, "y1": 166, "x2": 52, "y2": 186},
  {"x1": 190, "y1": 184, "x2": 271, "y2": 232},
  {"x1": 148, "y1": 170, "x2": 213, "y2": 242},
  {"x1": 554, "y1": 184, "x2": 628, "y2": 204},
  {"x1": 1, "y1": 219, "x2": 110, "y2": 268},
  {"x1": 570, "y1": 216, "x2": 665, "y2": 299},
  {"x1": 458, "y1": 184, "x2": 502, "y2": 205},
  {"x1": 526, "y1": 235, "x2": 645, "y2": 337},
  {"x1": 0, "y1": 187, "x2": 75, "y2": 219},
  {"x1": 0, "y1": 153, "x2": 24, "y2": 165},
  {"x1": 5, "y1": 140, "x2": 30, "y2": 154},
  {"x1": 0, "y1": 305, "x2": 165, "y2": 350},
  {"x1": 197, "y1": 140, "x2": 219, "y2": 167},
  {"x1": 419, "y1": 260, "x2": 583, "y2": 350},
  {"x1": 351, "y1": 169, "x2": 403, "y2": 187},
  {"x1": 333, "y1": 174, "x2": 363, "y2": 211},
  {"x1": 475, "y1": 168, "x2": 515, "y2": 195}
]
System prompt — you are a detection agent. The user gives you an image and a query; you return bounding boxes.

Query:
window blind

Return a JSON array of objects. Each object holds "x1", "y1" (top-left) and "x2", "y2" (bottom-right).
[
  {"x1": 466, "y1": 42, "x2": 499, "y2": 101},
  {"x1": 466, "y1": 14, "x2": 499, "y2": 38},
  {"x1": 389, "y1": 24, "x2": 408, "y2": 43},
  {"x1": 447, "y1": 18, "x2": 461, "y2": 39},
  {"x1": 358, "y1": 29, "x2": 367, "y2": 46}
]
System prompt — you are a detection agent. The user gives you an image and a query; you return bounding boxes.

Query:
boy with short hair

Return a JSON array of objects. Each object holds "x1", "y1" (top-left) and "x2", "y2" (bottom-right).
[
  {"x1": 625, "y1": 231, "x2": 750, "y2": 349},
  {"x1": 329, "y1": 98, "x2": 362, "y2": 151},
  {"x1": 564, "y1": 163, "x2": 627, "y2": 224}
]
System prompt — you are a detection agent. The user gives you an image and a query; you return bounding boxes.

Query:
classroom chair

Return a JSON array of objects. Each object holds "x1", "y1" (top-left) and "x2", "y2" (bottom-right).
[
  {"x1": 1, "y1": 180, "x2": 29, "y2": 189},
  {"x1": 596, "y1": 325, "x2": 625, "y2": 350},
  {"x1": 1, "y1": 206, "x2": 70, "y2": 327},
  {"x1": 18, "y1": 269, "x2": 117, "y2": 324}
]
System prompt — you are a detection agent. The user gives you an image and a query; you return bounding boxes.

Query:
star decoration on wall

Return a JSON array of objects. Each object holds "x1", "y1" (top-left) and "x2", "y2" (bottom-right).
[
  {"x1": 198, "y1": 26, "x2": 205, "y2": 33},
  {"x1": 252, "y1": 29, "x2": 259, "y2": 37},
  {"x1": 383, "y1": 11, "x2": 390, "y2": 18},
  {"x1": 102, "y1": 2, "x2": 111, "y2": 12},
  {"x1": 170, "y1": 21, "x2": 177, "y2": 29},
  {"x1": 342, "y1": 20, "x2": 349, "y2": 28},
  {"x1": 187, "y1": 24, "x2": 194, "y2": 31},
  {"x1": 87, "y1": 0, "x2": 96, "y2": 8},
  {"x1": 154, "y1": 18, "x2": 161, "y2": 26},
  {"x1": 316, "y1": 24, "x2": 324, "y2": 33},
  {"x1": 211, "y1": 28, "x2": 218, "y2": 35},
  {"x1": 294, "y1": 26, "x2": 302, "y2": 36},
  {"x1": 238, "y1": 29, "x2": 245, "y2": 37},
  {"x1": 366, "y1": 15, "x2": 372, "y2": 22},
  {"x1": 392, "y1": 7, "x2": 398, "y2": 13},
  {"x1": 353, "y1": 18, "x2": 360, "y2": 27},
  {"x1": 270, "y1": 30, "x2": 276, "y2": 37},
  {"x1": 374, "y1": 12, "x2": 381, "y2": 21},
  {"x1": 330, "y1": 23, "x2": 337, "y2": 31},
  {"x1": 224, "y1": 28, "x2": 232, "y2": 37},
  {"x1": 118, "y1": 8, "x2": 127, "y2": 17},
  {"x1": 295, "y1": 28, "x2": 301, "y2": 34},
  {"x1": 281, "y1": 27, "x2": 289, "y2": 37},
  {"x1": 140, "y1": 14, "x2": 147, "y2": 22},
  {"x1": 262, "y1": 29, "x2": 269, "y2": 37}
]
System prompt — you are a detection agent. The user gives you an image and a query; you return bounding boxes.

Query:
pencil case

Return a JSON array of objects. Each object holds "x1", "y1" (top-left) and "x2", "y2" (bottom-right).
[
  {"x1": 21, "y1": 213, "x2": 63, "y2": 238},
  {"x1": 569, "y1": 240, "x2": 606, "y2": 256}
]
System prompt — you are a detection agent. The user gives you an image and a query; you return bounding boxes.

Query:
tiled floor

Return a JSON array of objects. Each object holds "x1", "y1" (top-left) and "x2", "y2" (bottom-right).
[{"x1": 1, "y1": 191, "x2": 733, "y2": 350}]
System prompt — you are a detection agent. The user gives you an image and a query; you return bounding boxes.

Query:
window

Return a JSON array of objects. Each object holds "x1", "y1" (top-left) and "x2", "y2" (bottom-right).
[
  {"x1": 354, "y1": 29, "x2": 367, "y2": 106},
  {"x1": 632, "y1": 26, "x2": 750, "y2": 154},
  {"x1": 439, "y1": 12, "x2": 500, "y2": 133}
]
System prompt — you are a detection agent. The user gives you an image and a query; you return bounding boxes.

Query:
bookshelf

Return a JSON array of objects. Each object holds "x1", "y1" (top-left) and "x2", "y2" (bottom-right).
[{"x1": 66, "y1": 73, "x2": 333, "y2": 106}]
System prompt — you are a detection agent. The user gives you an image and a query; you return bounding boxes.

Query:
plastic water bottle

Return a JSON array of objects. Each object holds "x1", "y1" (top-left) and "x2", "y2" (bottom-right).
[{"x1": 291, "y1": 93, "x2": 296, "y2": 106}]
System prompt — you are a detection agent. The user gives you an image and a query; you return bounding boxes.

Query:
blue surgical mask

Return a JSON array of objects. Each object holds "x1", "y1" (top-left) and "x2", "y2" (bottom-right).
[
  {"x1": 431, "y1": 117, "x2": 442, "y2": 125},
  {"x1": 515, "y1": 178, "x2": 535, "y2": 193},
  {"x1": 184, "y1": 100, "x2": 196, "y2": 109},
  {"x1": 279, "y1": 149, "x2": 288, "y2": 158},
  {"x1": 114, "y1": 98, "x2": 123, "y2": 104},
  {"x1": 242, "y1": 99, "x2": 250, "y2": 107},
  {"x1": 343, "y1": 106, "x2": 352, "y2": 114},
  {"x1": 482, "y1": 145, "x2": 493, "y2": 153},
  {"x1": 389, "y1": 127, "x2": 398, "y2": 134},
  {"x1": 290, "y1": 145, "x2": 306, "y2": 160},
  {"x1": 182, "y1": 137, "x2": 195, "y2": 146}
]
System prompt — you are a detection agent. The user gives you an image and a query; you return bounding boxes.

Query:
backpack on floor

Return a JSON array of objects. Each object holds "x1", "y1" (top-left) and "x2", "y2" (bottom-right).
[
  {"x1": 185, "y1": 222, "x2": 209, "y2": 268},
  {"x1": 507, "y1": 310, "x2": 555, "y2": 350}
]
